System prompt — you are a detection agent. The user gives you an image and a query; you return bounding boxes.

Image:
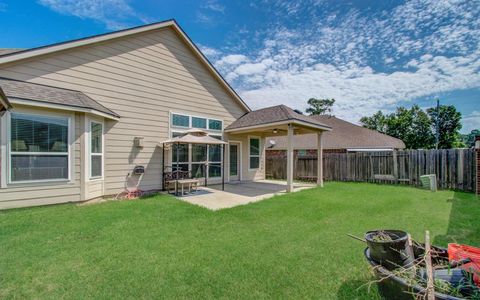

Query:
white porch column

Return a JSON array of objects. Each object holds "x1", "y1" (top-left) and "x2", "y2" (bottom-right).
[
  {"x1": 286, "y1": 124, "x2": 294, "y2": 192},
  {"x1": 317, "y1": 132, "x2": 324, "y2": 187}
]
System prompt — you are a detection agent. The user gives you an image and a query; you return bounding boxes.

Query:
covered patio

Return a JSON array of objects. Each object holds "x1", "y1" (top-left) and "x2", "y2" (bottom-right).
[
  {"x1": 177, "y1": 180, "x2": 316, "y2": 210},
  {"x1": 224, "y1": 105, "x2": 331, "y2": 193}
]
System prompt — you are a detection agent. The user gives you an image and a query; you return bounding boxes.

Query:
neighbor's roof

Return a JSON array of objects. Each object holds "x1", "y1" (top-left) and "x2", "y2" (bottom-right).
[
  {"x1": 0, "y1": 19, "x2": 250, "y2": 113},
  {"x1": 0, "y1": 78, "x2": 120, "y2": 119},
  {"x1": 225, "y1": 105, "x2": 332, "y2": 132},
  {"x1": 269, "y1": 115, "x2": 405, "y2": 150}
]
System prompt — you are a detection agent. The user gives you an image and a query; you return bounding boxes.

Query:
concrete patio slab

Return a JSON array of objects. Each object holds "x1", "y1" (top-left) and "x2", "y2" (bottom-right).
[{"x1": 175, "y1": 180, "x2": 316, "y2": 210}]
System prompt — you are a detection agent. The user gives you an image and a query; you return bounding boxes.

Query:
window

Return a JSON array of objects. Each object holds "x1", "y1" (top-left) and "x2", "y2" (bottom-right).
[
  {"x1": 208, "y1": 144, "x2": 222, "y2": 177},
  {"x1": 172, "y1": 114, "x2": 189, "y2": 127},
  {"x1": 10, "y1": 113, "x2": 69, "y2": 182},
  {"x1": 170, "y1": 132, "x2": 224, "y2": 179},
  {"x1": 171, "y1": 113, "x2": 222, "y2": 132},
  {"x1": 192, "y1": 117, "x2": 207, "y2": 129},
  {"x1": 191, "y1": 144, "x2": 207, "y2": 178},
  {"x1": 249, "y1": 137, "x2": 260, "y2": 169},
  {"x1": 208, "y1": 119, "x2": 222, "y2": 130},
  {"x1": 171, "y1": 132, "x2": 188, "y2": 172},
  {"x1": 170, "y1": 113, "x2": 224, "y2": 179},
  {"x1": 90, "y1": 122, "x2": 103, "y2": 178}
]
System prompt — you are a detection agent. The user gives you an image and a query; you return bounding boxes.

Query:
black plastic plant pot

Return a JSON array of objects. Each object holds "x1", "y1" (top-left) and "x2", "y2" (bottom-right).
[
  {"x1": 364, "y1": 248, "x2": 464, "y2": 300},
  {"x1": 365, "y1": 230, "x2": 415, "y2": 270}
]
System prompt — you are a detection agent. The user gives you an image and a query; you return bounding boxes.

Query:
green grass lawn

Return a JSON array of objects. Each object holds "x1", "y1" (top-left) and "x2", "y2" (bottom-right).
[{"x1": 1, "y1": 182, "x2": 479, "y2": 299}]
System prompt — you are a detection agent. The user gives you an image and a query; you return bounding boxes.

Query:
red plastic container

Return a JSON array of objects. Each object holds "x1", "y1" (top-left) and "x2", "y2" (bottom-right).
[{"x1": 448, "y1": 243, "x2": 480, "y2": 286}]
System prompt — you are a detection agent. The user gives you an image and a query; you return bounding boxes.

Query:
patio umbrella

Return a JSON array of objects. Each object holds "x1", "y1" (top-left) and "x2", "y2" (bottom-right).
[{"x1": 161, "y1": 129, "x2": 227, "y2": 191}]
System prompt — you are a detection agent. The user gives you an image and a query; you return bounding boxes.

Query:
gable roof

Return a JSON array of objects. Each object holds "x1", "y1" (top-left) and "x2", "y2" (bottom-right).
[
  {"x1": 0, "y1": 77, "x2": 120, "y2": 119},
  {"x1": 0, "y1": 19, "x2": 250, "y2": 113},
  {"x1": 225, "y1": 105, "x2": 331, "y2": 132},
  {"x1": 268, "y1": 115, "x2": 405, "y2": 150},
  {"x1": 0, "y1": 49, "x2": 24, "y2": 56}
]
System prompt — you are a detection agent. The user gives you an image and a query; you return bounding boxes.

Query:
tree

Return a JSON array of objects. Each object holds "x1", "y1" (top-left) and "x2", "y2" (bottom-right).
[
  {"x1": 461, "y1": 129, "x2": 479, "y2": 148},
  {"x1": 385, "y1": 105, "x2": 435, "y2": 149},
  {"x1": 360, "y1": 111, "x2": 388, "y2": 133},
  {"x1": 305, "y1": 98, "x2": 335, "y2": 115},
  {"x1": 360, "y1": 105, "x2": 435, "y2": 149},
  {"x1": 427, "y1": 105, "x2": 463, "y2": 149}
]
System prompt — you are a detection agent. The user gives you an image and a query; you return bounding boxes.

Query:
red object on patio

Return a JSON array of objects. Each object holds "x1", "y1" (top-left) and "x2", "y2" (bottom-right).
[{"x1": 448, "y1": 243, "x2": 480, "y2": 286}]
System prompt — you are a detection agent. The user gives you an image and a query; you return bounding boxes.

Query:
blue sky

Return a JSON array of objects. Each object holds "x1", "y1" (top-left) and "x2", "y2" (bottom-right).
[{"x1": 0, "y1": 0, "x2": 479, "y2": 133}]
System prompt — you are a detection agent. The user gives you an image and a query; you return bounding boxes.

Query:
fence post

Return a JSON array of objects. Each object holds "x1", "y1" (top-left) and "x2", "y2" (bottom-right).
[
  {"x1": 476, "y1": 136, "x2": 480, "y2": 195},
  {"x1": 393, "y1": 150, "x2": 398, "y2": 183}
]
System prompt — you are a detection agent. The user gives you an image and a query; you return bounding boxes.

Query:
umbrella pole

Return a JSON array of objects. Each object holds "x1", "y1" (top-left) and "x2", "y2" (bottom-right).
[
  {"x1": 204, "y1": 165, "x2": 207, "y2": 187},
  {"x1": 176, "y1": 142, "x2": 180, "y2": 195},
  {"x1": 222, "y1": 144, "x2": 225, "y2": 191},
  {"x1": 162, "y1": 142, "x2": 165, "y2": 191}
]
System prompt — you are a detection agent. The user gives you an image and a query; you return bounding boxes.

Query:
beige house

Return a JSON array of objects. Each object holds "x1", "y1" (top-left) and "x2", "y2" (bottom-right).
[{"x1": 0, "y1": 20, "x2": 329, "y2": 209}]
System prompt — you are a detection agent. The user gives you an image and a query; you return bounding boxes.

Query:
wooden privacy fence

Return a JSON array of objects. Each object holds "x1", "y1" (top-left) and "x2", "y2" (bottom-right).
[{"x1": 265, "y1": 149, "x2": 477, "y2": 192}]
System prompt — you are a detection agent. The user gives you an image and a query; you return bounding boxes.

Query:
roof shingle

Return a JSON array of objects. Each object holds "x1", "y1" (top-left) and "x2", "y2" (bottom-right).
[
  {"x1": 269, "y1": 115, "x2": 405, "y2": 150},
  {"x1": 225, "y1": 105, "x2": 331, "y2": 131},
  {"x1": 0, "y1": 78, "x2": 119, "y2": 118}
]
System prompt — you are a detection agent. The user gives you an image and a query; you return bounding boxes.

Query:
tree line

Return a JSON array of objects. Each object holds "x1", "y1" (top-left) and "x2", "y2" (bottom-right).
[{"x1": 305, "y1": 98, "x2": 477, "y2": 149}]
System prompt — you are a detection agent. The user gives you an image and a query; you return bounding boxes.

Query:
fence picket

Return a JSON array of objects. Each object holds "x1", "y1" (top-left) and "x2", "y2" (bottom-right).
[{"x1": 266, "y1": 148, "x2": 477, "y2": 192}]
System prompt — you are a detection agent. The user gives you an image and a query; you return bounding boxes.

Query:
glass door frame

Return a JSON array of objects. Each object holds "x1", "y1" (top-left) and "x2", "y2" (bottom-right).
[{"x1": 228, "y1": 141, "x2": 241, "y2": 182}]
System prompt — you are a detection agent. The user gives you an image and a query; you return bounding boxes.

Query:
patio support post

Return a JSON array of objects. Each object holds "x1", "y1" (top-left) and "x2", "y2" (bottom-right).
[
  {"x1": 286, "y1": 124, "x2": 294, "y2": 193},
  {"x1": 317, "y1": 132, "x2": 324, "y2": 187}
]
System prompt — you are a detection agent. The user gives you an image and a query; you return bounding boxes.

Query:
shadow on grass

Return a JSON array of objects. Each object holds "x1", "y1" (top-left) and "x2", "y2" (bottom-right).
[{"x1": 434, "y1": 191, "x2": 480, "y2": 247}]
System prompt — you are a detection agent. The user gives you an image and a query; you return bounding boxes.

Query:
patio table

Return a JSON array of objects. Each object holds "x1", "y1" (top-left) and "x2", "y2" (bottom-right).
[{"x1": 176, "y1": 179, "x2": 199, "y2": 195}]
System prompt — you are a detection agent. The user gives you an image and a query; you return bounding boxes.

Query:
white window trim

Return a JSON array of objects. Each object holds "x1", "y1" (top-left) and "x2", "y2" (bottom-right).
[
  {"x1": 4, "y1": 109, "x2": 74, "y2": 185},
  {"x1": 227, "y1": 140, "x2": 242, "y2": 182},
  {"x1": 87, "y1": 118, "x2": 104, "y2": 181},
  {"x1": 169, "y1": 111, "x2": 223, "y2": 133},
  {"x1": 248, "y1": 136, "x2": 261, "y2": 171}
]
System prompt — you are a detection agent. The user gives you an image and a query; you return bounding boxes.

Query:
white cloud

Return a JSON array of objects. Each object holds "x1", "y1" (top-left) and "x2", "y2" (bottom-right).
[
  {"x1": 462, "y1": 111, "x2": 480, "y2": 133},
  {"x1": 196, "y1": 11, "x2": 215, "y2": 25},
  {"x1": 234, "y1": 62, "x2": 266, "y2": 75},
  {"x1": 38, "y1": 0, "x2": 147, "y2": 30},
  {"x1": 204, "y1": 0, "x2": 225, "y2": 13},
  {"x1": 237, "y1": 50, "x2": 480, "y2": 124},
  {"x1": 196, "y1": 0, "x2": 225, "y2": 25},
  {"x1": 198, "y1": 45, "x2": 222, "y2": 57},
  {"x1": 209, "y1": 0, "x2": 480, "y2": 127},
  {"x1": 216, "y1": 54, "x2": 247, "y2": 65}
]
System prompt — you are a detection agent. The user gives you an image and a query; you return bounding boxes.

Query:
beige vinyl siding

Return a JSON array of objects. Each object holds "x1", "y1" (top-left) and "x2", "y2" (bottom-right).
[{"x1": 0, "y1": 27, "x2": 247, "y2": 205}]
